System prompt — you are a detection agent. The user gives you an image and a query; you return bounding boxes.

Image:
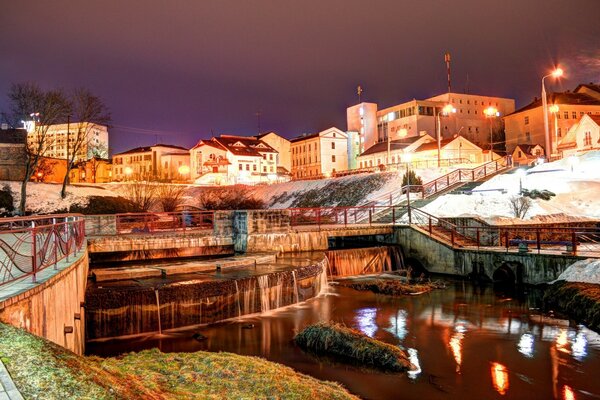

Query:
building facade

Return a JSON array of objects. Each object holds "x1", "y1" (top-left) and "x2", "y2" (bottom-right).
[
  {"x1": 347, "y1": 93, "x2": 515, "y2": 154},
  {"x1": 254, "y1": 131, "x2": 291, "y2": 174},
  {"x1": 0, "y1": 128, "x2": 27, "y2": 181},
  {"x1": 69, "y1": 158, "x2": 113, "y2": 183},
  {"x1": 27, "y1": 122, "x2": 109, "y2": 162},
  {"x1": 558, "y1": 114, "x2": 600, "y2": 158},
  {"x1": 190, "y1": 135, "x2": 279, "y2": 185},
  {"x1": 112, "y1": 144, "x2": 190, "y2": 181},
  {"x1": 504, "y1": 84, "x2": 600, "y2": 155},
  {"x1": 290, "y1": 127, "x2": 349, "y2": 179}
]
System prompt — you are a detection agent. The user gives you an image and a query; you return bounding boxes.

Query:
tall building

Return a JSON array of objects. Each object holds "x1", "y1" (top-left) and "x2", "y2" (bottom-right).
[
  {"x1": 290, "y1": 127, "x2": 348, "y2": 179},
  {"x1": 347, "y1": 93, "x2": 515, "y2": 152},
  {"x1": 112, "y1": 144, "x2": 190, "y2": 181},
  {"x1": 27, "y1": 122, "x2": 109, "y2": 162},
  {"x1": 504, "y1": 84, "x2": 600, "y2": 154}
]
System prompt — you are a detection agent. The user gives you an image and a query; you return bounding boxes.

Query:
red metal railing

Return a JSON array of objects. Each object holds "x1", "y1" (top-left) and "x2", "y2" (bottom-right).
[
  {"x1": 410, "y1": 207, "x2": 600, "y2": 256},
  {"x1": 0, "y1": 215, "x2": 86, "y2": 287},
  {"x1": 289, "y1": 205, "x2": 408, "y2": 228},
  {"x1": 114, "y1": 210, "x2": 215, "y2": 234},
  {"x1": 368, "y1": 156, "x2": 510, "y2": 207}
]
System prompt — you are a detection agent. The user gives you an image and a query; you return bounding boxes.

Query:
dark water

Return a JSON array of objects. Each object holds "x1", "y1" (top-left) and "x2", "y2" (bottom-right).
[{"x1": 87, "y1": 281, "x2": 600, "y2": 400}]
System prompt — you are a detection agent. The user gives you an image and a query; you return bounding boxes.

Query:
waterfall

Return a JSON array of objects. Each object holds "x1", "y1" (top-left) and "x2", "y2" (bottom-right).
[
  {"x1": 291, "y1": 271, "x2": 299, "y2": 304},
  {"x1": 325, "y1": 246, "x2": 403, "y2": 277},
  {"x1": 318, "y1": 261, "x2": 329, "y2": 295},
  {"x1": 234, "y1": 280, "x2": 241, "y2": 318},
  {"x1": 257, "y1": 275, "x2": 271, "y2": 312},
  {"x1": 154, "y1": 289, "x2": 162, "y2": 335}
]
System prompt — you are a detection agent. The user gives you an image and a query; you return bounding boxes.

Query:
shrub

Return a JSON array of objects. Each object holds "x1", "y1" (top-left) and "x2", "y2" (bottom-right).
[
  {"x1": 509, "y1": 196, "x2": 532, "y2": 219},
  {"x1": 156, "y1": 183, "x2": 187, "y2": 212},
  {"x1": 402, "y1": 170, "x2": 422, "y2": 187},
  {"x1": 122, "y1": 181, "x2": 158, "y2": 212},
  {"x1": 70, "y1": 196, "x2": 137, "y2": 214},
  {"x1": 0, "y1": 185, "x2": 14, "y2": 215},
  {"x1": 197, "y1": 187, "x2": 265, "y2": 210},
  {"x1": 294, "y1": 322, "x2": 413, "y2": 372}
]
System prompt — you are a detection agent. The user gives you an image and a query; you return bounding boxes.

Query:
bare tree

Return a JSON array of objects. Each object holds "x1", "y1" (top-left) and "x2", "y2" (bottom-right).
[
  {"x1": 509, "y1": 196, "x2": 532, "y2": 219},
  {"x1": 60, "y1": 88, "x2": 110, "y2": 198},
  {"x1": 7, "y1": 83, "x2": 70, "y2": 214},
  {"x1": 123, "y1": 181, "x2": 158, "y2": 212},
  {"x1": 197, "y1": 187, "x2": 265, "y2": 210},
  {"x1": 156, "y1": 183, "x2": 188, "y2": 212}
]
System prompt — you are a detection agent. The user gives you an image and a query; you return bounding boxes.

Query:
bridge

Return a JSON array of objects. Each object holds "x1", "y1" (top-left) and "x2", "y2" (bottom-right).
[{"x1": 0, "y1": 203, "x2": 599, "y2": 353}]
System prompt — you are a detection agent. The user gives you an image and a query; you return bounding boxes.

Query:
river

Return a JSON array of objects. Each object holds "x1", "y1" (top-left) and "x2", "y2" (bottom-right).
[{"x1": 87, "y1": 279, "x2": 600, "y2": 400}]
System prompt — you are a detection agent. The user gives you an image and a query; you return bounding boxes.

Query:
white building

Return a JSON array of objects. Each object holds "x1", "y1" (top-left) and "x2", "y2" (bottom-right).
[
  {"x1": 290, "y1": 127, "x2": 349, "y2": 179},
  {"x1": 190, "y1": 135, "x2": 279, "y2": 185},
  {"x1": 112, "y1": 144, "x2": 190, "y2": 181},
  {"x1": 347, "y1": 93, "x2": 515, "y2": 153},
  {"x1": 558, "y1": 114, "x2": 600, "y2": 158},
  {"x1": 254, "y1": 131, "x2": 291, "y2": 174},
  {"x1": 27, "y1": 122, "x2": 109, "y2": 162}
]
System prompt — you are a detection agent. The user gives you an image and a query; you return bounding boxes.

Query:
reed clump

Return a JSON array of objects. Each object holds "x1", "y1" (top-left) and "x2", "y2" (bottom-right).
[
  {"x1": 294, "y1": 322, "x2": 413, "y2": 372},
  {"x1": 340, "y1": 278, "x2": 444, "y2": 296}
]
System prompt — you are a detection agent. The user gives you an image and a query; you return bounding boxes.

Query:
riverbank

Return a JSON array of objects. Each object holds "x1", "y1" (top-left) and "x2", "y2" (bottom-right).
[
  {"x1": 337, "y1": 276, "x2": 444, "y2": 296},
  {"x1": 544, "y1": 280, "x2": 600, "y2": 332},
  {"x1": 0, "y1": 323, "x2": 357, "y2": 400}
]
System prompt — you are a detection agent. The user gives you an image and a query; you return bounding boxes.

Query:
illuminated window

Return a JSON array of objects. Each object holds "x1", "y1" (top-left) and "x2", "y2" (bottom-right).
[{"x1": 584, "y1": 132, "x2": 592, "y2": 146}]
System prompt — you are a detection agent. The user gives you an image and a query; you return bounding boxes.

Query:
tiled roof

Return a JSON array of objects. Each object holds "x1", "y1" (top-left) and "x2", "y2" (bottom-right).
[
  {"x1": 114, "y1": 144, "x2": 188, "y2": 156},
  {"x1": 513, "y1": 144, "x2": 543, "y2": 155},
  {"x1": 214, "y1": 135, "x2": 277, "y2": 157},
  {"x1": 413, "y1": 137, "x2": 455, "y2": 152},
  {"x1": 290, "y1": 132, "x2": 320, "y2": 143}
]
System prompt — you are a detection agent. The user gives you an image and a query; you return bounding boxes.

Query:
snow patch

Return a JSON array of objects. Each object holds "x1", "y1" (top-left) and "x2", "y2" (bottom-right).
[{"x1": 555, "y1": 259, "x2": 600, "y2": 285}]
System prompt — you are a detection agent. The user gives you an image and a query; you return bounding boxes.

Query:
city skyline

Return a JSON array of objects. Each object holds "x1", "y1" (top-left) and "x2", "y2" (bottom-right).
[{"x1": 2, "y1": 0, "x2": 600, "y2": 154}]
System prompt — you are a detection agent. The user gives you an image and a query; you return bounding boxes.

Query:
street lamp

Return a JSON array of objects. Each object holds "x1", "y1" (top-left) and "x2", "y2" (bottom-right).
[
  {"x1": 124, "y1": 166, "x2": 133, "y2": 181},
  {"x1": 404, "y1": 152, "x2": 412, "y2": 224},
  {"x1": 484, "y1": 106, "x2": 500, "y2": 161},
  {"x1": 549, "y1": 104, "x2": 560, "y2": 155},
  {"x1": 436, "y1": 104, "x2": 457, "y2": 167},
  {"x1": 542, "y1": 67, "x2": 564, "y2": 159},
  {"x1": 178, "y1": 165, "x2": 190, "y2": 181},
  {"x1": 515, "y1": 168, "x2": 526, "y2": 194}
]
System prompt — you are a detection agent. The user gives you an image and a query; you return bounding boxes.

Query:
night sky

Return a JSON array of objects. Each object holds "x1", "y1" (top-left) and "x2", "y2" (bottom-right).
[{"x1": 2, "y1": 0, "x2": 599, "y2": 155}]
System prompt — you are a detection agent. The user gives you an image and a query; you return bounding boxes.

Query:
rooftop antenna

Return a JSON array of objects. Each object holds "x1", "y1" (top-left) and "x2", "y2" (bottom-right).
[
  {"x1": 255, "y1": 110, "x2": 262, "y2": 134},
  {"x1": 357, "y1": 85, "x2": 363, "y2": 103},
  {"x1": 444, "y1": 52, "x2": 452, "y2": 93}
]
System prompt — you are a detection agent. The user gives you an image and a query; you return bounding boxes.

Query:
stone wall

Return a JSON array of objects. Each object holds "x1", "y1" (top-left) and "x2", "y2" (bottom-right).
[{"x1": 0, "y1": 252, "x2": 88, "y2": 355}]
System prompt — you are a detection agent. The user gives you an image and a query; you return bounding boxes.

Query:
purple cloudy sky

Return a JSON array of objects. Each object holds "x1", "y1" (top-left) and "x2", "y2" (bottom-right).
[{"x1": 1, "y1": 0, "x2": 599, "y2": 154}]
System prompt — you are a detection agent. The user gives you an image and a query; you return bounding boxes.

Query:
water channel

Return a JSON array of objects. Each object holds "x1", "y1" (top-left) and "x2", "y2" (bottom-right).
[{"x1": 86, "y1": 249, "x2": 600, "y2": 400}]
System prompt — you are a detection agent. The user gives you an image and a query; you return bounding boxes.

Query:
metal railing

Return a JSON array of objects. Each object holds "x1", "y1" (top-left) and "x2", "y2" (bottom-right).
[
  {"x1": 86, "y1": 210, "x2": 216, "y2": 236},
  {"x1": 0, "y1": 215, "x2": 86, "y2": 287},
  {"x1": 410, "y1": 207, "x2": 600, "y2": 256},
  {"x1": 289, "y1": 205, "x2": 408, "y2": 228}
]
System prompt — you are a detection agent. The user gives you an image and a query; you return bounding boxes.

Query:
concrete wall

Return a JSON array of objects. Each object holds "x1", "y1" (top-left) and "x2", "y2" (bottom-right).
[{"x1": 0, "y1": 252, "x2": 88, "y2": 355}]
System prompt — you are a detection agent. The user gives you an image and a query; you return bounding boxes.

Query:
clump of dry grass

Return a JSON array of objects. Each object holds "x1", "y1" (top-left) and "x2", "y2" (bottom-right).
[
  {"x1": 339, "y1": 278, "x2": 444, "y2": 296},
  {"x1": 544, "y1": 281, "x2": 600, "y2": 332},
  {"x1": 294, "y1": 322, "x2": 413, "y2": 372}
]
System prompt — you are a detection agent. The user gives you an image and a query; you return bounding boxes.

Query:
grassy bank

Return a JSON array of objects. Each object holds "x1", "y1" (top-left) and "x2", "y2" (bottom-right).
[
  {"x1": 0, "y1": 323, "x2": 357, "y2": 400},
  {"x1": 544, "y1": 281, "x2": 600, "y2": 332},
  {"x1": 294, "y1": 322, "x2": 413, "y2": 373},
  {"x1": 338, "y1": 278, "x2": 444, "y2": 296}
]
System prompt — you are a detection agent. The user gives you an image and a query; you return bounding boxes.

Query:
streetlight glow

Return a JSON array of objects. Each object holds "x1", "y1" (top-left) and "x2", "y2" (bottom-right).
[
  {"x1": 549, "y1": 104, "x2": 559, "y2": 114},
  {"x1": 552, "y1": 67, "x2": 564, "y2": 78},
  {"x1": 542, "y1": 66, "x2": 565, "y2": 158}
]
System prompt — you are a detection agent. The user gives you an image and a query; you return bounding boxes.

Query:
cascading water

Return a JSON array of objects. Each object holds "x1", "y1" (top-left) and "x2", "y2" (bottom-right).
[
  {"x1": 234, "y1": 280, "x2": 241, "y2": 318},
  {"x1": 291, "y1": 271, "x2": 299, "y2": 304},
  {"x1": 325, "y1": 246, "x2": 403, "y2": 277},
  {"x1": 154, "y1": 289, "x2": 162, "y2": 335},
  {"x1": 257, "y1": 275, "x2": 271, "y2": 312}
]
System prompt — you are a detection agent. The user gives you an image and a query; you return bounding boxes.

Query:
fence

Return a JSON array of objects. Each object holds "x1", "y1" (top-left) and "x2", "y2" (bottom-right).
[
  {"x1": 289, "y1": 205, "x2": 408, "y2": 228},
  {"x1": 410, "y1": 208, "x2": 600, "y2": 256},
  {"x1": 0, "y1": 215, "x2": 86, "y2": 287}
]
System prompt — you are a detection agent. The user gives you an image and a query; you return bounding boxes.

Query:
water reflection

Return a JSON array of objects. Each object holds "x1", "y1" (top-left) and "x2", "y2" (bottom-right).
[
  {"x1": 517, "y1": 333, "x2": 534, "y2": 358},
  {"x1": 556, "y1": 329, "x2": 569, "y2": 353},
  {"x1": 449, "y1": 330, "x2": 464, "y2": 373},
  {"x1": 386, "y1": 310, "x2": 408, "y2": 340},
  {"x1": 406, "y1": 348, "x2": 421, "y2": 380},
  {"x1": 572, "y1": 330, "x2": 588, "y2": 361},
  {"x1": 355, "y1": 307, "x2": 377, "y2": 337},
  {"x1": 491, "y1": 362, "x2": 509, "y2": 395},
  {"x1": 564, "y1": 385, "x2": 575, "y2": 400}
]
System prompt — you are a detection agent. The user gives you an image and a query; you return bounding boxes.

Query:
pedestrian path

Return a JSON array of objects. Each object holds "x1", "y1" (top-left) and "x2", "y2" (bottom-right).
[{"x1": 0, "y1": 360, "x2": 23, "y2": 400}]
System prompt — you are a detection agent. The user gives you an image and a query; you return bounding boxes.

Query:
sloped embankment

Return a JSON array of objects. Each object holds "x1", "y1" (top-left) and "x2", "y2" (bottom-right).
[
  {"x1": 0, "y1": 323, "x2": 357, "y2": 400},
  {"x1": 544, "y1": 281, "x2": 600, "y2": 332}
]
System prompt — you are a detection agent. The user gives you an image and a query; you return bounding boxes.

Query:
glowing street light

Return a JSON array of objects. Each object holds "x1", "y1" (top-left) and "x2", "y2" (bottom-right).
[
  {"x1": 178, "y1": 165, "x2": 190, "y2": 181},
  {"x1": 436, "y1": 104, "x2": 457, "y2": 167},
  {"x1": 484, "y1": 106, "x2": 500, "y2": 161},
  {"x1": 124, "y1": 166, "x2": 133, "y2": 181},
  {"x1": 542, "y1": 67, "x2": 564, "y2": 158}
]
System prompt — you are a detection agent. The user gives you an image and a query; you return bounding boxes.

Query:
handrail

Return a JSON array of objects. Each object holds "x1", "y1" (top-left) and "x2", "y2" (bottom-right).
[
  {"x1": 367, "y1": 156, "x2": 510, "y2": 207},
  {"x1": 0, "y1": 214, "x2": 86, "y2": 287}
]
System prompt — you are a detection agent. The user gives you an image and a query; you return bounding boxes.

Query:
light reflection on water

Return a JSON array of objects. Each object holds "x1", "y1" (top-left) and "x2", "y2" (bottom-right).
[{"x1": 88, "y1": 282, "x2": 600, "y2": 400}]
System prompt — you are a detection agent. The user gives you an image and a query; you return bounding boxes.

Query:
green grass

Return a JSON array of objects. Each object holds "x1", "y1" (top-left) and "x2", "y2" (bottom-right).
[
  {"x1": 294, "y1": 322, "x2": 413, "y2": 373},
  {"x1": 544, "y1": 281, "x2": 600, "y2": 332},
  {"x1": 0, "y1": 323, "x2": 357, "y2": 400}
]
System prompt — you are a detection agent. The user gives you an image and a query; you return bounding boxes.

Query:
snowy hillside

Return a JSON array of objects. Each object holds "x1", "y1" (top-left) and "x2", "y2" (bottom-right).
[{"x1": 421, "y1": 151, "x2": 600, "y2": 221}]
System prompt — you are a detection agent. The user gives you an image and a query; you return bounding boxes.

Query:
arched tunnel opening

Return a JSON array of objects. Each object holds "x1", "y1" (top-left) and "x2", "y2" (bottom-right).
[
  {"x1": 404, "y1": 257, "x2": 429, "y2": 279},
  {"x1": 492, "y1": 265, "x2": 516, "y2": 286}
]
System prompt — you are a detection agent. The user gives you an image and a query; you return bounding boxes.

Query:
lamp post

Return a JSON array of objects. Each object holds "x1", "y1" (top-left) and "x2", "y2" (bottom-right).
[
  {"x1": 542, "y1": 67, "x2": 564, "y2": 159},
  {"x1": 404, "y1": 152, "x2": 412, "y2": 224},
  {"x1": 516, "y1": 168, "x2": 525, "y2": 194},
  {"x1": 436, "y1": 104, "x2": 457, "y2": 167},
  {"x1": 484, "y1": 106, "x2": 499, "y2": 161},
  {"x1": 549, "y1": 104, "x2": 560, "y2": 155}
]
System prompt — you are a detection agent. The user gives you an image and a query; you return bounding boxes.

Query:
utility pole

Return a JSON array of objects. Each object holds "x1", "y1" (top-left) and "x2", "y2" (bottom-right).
[
  {"x1": 255, "y1": 110, "x2": 261, "y2": 134},
  {"x1": 357, "y1": 85, "x2": 363, "y2": 103}
]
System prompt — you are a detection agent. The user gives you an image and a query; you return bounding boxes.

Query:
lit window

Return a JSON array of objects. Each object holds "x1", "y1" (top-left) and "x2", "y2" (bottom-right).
[
  {"x1": 572, "y1": 111, "x2": 577, "y2": 119},
  {"x1": 584, "y1": 132, "x2": 592, "y2": 146},
  {"x1": 564, "y1": 112, "x2": 569, "y2": 119}
]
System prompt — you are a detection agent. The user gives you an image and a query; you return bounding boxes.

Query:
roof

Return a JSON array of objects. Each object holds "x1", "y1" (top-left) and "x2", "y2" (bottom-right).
[
  {"x1": 513, "y1": 144, "x2": 543, "y2": 154},
  {"x1": 575, "y1": 83, "x2": 600, "y2": 95},
  {"x1": 509, "y1": 92, "x2": 600, "y2": 116},
  {"x1": 0, "y1": 129, "x2": 26, "y2": 144},
  {"x1": 558, "y1": 114, "x2": 600, "y2": 148},
  {"x1": 413, "y1": 137, "x2": 455, "y2": 152},
  {"x1": 290, "y1": 132, "x2": 320, "y2": 143},
  {"x1": 114, "y1": 144, "x2": 188, "y2": 156},
  {"x1": 359, "y1": 136, "x2": 423, "y2": 157},
  {"x1": 213, "y1": 135, "x2": 277, "y2": 157},
  {"x1": 192, "y1": 139, "x2": 226, "y2": 151}
]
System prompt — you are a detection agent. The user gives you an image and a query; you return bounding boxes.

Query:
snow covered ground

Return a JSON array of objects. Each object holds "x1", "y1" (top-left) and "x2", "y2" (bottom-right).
[
  {"x1": 420, "y1": 151, "x2": 600, "y2": 222},
  {"x1": 3, "y1": 181, "x2": 119, "y2": 214},
  {"x1": 555, "y1": 259, "x2": 600, "y2": 284}
]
